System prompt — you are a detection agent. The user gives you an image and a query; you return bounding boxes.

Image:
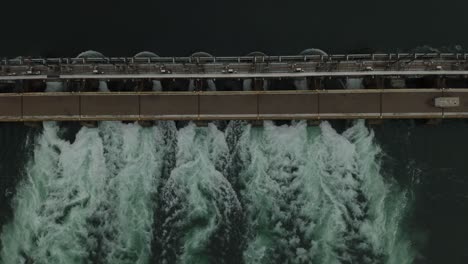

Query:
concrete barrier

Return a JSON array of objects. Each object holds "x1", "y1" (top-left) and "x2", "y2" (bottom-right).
[
  {"x1": 0, "y1": 95, "x2": 21, "y2": 121},
  {"x1": 80, "y1": 93, "x2": 139, "y2": 120},
  {"x1": 23, "y1": 93, "x2": 80, "y2": 121},
  {"x1": 199, "y1": 92, "x2": 257, "y2": 119},
  {"x1": 382, "y1": 89, "x2": 443, "y2": 118},
  {"x1": 259, "y1": 92, "x2": 319, "y2": 119},
  {"x1": 140, "y1": 93, "x2": 198, "y2": 120},
  {"x1": 443, "y1": 89, "x2": 468, "y2": 117},
  {"x1": 319, "y1": 90, "x2": 380, "y2": 118},
  {"x1": 1, "y1": 89, "x2": 468, "y2": 122}
]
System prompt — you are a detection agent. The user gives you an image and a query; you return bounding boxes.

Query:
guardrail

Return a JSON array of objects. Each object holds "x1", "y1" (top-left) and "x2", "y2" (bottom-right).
[
  {"x1": 2, "y1": 53, "x2": 468, "y2": 65},
  {"x1": 1, "y1": 53, "x2": 468, "y2": 81},
  {"x1": 0, "y1": 89, "x2": 467, "y2": 122}
]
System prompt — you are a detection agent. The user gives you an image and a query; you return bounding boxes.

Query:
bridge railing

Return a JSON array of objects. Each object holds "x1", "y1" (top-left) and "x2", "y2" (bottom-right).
[
  {"x1": 0, "y1": 53, "x2": 467, "y2": 82},
  {"x1": 2, "y1": 53, "x2": 468, "y2": 65}
]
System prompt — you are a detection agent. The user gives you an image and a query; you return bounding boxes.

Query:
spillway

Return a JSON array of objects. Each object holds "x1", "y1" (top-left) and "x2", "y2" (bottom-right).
[
  {"x1": 0, "y1": 119, "x2": 414, "y2": 264},
  {"x1": 2, "y1": 50, "x2": 467, "y2": 264}
]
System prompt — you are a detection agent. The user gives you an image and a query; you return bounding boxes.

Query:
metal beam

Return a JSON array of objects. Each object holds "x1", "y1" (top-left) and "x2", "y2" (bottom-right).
[
  {"x1": 1, "y1": 53, "x2": 467, "y2": 65},
  {"x1": 0, "y1": 70, "x2": 467, "y2": 82},
  {"x1": 1, "y1": 53, "x2": 468, "y2": 81},
  {"x1": 57, "y1": 70, "x2": 468, "y2": 80}
]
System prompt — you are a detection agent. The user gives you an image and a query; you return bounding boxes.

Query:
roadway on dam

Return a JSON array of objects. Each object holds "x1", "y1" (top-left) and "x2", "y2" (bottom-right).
[{"x1": 0, "y1": 89, "x2": 467, "y2": 122}]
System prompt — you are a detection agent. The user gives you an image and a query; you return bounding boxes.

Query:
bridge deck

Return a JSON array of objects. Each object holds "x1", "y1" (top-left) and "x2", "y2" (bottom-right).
[{"x1": 0, "y1": 89, "x2": 467, "y2": 122}]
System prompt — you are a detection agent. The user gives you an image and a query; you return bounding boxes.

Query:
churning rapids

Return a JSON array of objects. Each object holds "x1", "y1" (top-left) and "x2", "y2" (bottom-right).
[
  {"x1": 0, "y1": 73, "x2": 419, "y2": 263},
  {"x1": 0, "y1": 118, "x2": 414, "y2": 264}
]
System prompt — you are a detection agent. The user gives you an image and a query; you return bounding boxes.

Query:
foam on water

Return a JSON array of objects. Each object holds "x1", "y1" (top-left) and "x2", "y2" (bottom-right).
[
  {"x1": 158, "y1": 123, "x2": 243, "y2": 264},
  {"x1": 0, "y1": 120, "x2": 414, "y2": 264},
  {"x1": 238, "y1": 121, "x2": 414, "y2": 264},
  {"x1": 92, "y1": 122, "x2": 166, "y2": 263},
  {"x1": 0, "y1": 122, "x2": 168, "y2": 264},
  {"x1": 1, "y1": 123, "x2": 107, "y2": 263}
]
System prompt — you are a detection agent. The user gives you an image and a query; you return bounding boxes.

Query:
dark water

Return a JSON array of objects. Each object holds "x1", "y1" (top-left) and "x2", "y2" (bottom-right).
[
  {"x1": 0, "y1": 124, "x2": 38, "y2": 231},
  {"x1": 375, "y1": 120, "x2": 468, "y2": 264}
]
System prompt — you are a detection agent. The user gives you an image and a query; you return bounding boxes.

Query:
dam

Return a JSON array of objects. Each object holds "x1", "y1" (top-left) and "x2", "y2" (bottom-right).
[
  {"x1": 1, "y1": 51, "x2": 468, "y2": 121},
  {"x1": 1, "y1": 50, "x2": 466, "y2": 264}
]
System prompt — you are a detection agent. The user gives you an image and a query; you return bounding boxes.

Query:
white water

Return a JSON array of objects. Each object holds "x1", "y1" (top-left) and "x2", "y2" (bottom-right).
[
  {"x1": 153, "y1": 81, "x2": 163, "y2": 92},
  {"x1": 294, "y1": 78, "x2": 308, "y2": 90},
  {"x1": 346, "y1": 78, "x2": 364, "y2": 89},
  {"x1": 159, "y1": 123, "x2": 242, "y2": 264},
  {"x1": 0, "y1": 122, "x2": 169, "y2": 264},
  {"x1": 189, "y1": 80, "x2": 217, "y2": 91},
  {"x1": 239, "y1": 121, "x2": 412, "y2": 264},
  {"x1": 0, "y1": 120, "x2": 414, "y2": 264}
]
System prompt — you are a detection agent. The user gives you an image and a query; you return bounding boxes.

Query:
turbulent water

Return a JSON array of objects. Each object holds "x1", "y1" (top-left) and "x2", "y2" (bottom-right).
[
  {"x1": 4, "y1": 45, "x2": 468, "y2": 264},
  {"x1": 0, "y1": 118, "x2": 415, "y2": 264}
]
